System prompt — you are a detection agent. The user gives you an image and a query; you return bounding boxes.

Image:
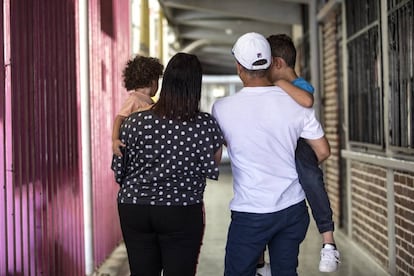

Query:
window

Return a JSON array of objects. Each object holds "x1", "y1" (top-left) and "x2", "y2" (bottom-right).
[
  {"x1": 388, "y1": 0, "x2": 414, "y2": 149},
  {"x1": 299, "y1": 5, "x2": 312, "y2": 82},
  {"x1": 346, "y1": 0, "x2": 383, "y2": 146}
]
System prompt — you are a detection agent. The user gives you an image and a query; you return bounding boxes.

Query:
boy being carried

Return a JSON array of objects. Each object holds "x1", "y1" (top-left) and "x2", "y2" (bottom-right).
[{"x1": 255, "y1": 34, "x2": 340, "y2": 275}]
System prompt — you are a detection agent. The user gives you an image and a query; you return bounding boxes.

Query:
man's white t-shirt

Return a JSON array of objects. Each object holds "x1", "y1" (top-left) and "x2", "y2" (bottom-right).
[{"x1": 212, "y1": 85, "x2": 324, "y2": 213}]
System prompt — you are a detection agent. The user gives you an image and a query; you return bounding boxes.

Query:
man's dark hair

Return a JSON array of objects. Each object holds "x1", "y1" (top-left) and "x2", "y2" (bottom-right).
[
  {"x1": 267, "y1": 34, "x2": 296, "y2": 68},
  {"x1": 152, "y1": 52, "x2": 202, "y2": 121},
  {"x1": 122, "y1": 55, "x2": 163, "y2": 91},
  {"x1": 244, "y1": 68, "x2": 269, "y2": 78}
]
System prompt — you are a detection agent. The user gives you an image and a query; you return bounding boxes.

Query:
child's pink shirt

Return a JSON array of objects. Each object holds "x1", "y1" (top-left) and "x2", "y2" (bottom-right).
[{"x1": 117, "y1": 88, "x2": 154, "y2": 117}]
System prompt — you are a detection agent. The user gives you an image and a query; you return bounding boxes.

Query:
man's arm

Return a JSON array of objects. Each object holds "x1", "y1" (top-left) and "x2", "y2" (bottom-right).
[
  {"x1": 275, "y1": 79, "x2": 314, "y2": 108},
  {"x1": 305, "y1": 135, "x2": 331, "y2": 163}
]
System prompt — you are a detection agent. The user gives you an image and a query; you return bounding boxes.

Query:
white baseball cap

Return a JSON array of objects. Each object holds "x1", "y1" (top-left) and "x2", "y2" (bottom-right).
[{"x1": 232, "y1": 32, "x2": 271, "y2": 70}]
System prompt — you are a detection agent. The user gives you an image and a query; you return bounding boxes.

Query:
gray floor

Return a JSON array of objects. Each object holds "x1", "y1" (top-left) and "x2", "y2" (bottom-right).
[{"x1": 96, "y1": 164, "x2": 389, "y2": 276}]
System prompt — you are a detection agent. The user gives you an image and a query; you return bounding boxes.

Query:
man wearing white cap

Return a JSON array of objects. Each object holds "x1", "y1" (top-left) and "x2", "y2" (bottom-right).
[{"x1": 212, "y1": 32, "x2": 330, "y2": 276}]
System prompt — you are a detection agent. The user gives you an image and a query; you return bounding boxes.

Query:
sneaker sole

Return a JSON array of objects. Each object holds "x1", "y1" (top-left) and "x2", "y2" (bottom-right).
[{"x1": 319, "y1": 266, "x2": 338, "y2": 273}]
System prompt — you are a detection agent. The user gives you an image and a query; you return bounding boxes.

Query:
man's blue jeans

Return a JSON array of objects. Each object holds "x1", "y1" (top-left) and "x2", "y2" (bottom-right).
[
  {"x1": 295, "y1": 138, "x2": 334, "y2": 234},
  {"x1": 224, "y1": 200, "x2": 310, "y2": 276}
]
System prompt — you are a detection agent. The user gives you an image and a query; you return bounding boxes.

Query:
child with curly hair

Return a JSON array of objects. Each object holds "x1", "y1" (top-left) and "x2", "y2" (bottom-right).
[{"x1": 112, "y1": 55, "x2": 164, "y2": 156}]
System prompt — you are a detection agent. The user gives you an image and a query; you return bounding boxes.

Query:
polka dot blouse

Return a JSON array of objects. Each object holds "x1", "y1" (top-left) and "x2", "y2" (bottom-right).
[{"x1": 111, "y1": 110, "x2": 224, "y2": 206}]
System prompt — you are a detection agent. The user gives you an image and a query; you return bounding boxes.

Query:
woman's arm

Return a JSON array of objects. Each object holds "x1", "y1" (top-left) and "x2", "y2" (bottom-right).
[{"x1": 214, "y1": 146, "x2": 223, "y2": 165}]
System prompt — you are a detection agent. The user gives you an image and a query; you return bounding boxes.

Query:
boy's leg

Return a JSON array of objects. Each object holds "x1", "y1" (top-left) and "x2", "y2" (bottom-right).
[
  {"x1": 322, "y1": 231, "x2": 335, "y2": 244},
  {"x1": 256, "y1": 249, "x2": 272, "y2": 276},
  {"x1": 295, "y1": 138, "x2": 340, "y2": 272},
  {"x1": 295, "y1": 138, "x2": 334, "y2": 235},
  {"x1": 225, "y1": 211, "x2": 269, "y2": 276},
  {"x1": 257, "y1": 251, "x2": 265, "y2": 266}
]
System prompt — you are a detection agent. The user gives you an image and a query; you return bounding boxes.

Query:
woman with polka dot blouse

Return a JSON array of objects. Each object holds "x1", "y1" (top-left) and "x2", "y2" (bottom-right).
[{"x1": 112, "y1": 52, "x2": 224, "y2": 276}]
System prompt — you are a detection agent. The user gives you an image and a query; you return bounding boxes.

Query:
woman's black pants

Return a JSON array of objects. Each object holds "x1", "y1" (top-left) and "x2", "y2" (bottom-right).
[{"x1": 118, "y1": 203, "x2": 205, "y2": 276}]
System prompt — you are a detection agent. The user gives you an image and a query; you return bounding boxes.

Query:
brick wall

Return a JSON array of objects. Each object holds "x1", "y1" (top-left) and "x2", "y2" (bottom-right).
[
  {"x1": 350, "y1": 162, "x2": 389, "y2": 268},
  {"x1": 318, "y1": 2, "x2": 414, "y2": 275},
  {"x1": 394, "y1": 171, "x2": 414, "y2": 276},
  {"x1": 321, "y1": 13, "x2": 341, "y2": 224}
]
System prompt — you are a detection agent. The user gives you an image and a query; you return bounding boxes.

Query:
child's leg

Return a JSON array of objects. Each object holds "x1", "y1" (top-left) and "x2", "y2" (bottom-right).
[
  {"x1": 256, "y1": 249, "x2": 272, "y2": 276},
  {"x1": 322, "y1": 231, "x2": 335, "y2": 244},
  {"x1": 295, "y1": 138, "x2": 340, "y2": 272},
  {"x1": 257, "y1": 250, "x2": 265, "y2": 266},
  {"x1": 295, "y1": 138, "x2": 334, "y2": 239}
]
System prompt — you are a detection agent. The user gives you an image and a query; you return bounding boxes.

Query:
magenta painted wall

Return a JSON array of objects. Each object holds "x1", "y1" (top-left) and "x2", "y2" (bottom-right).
[
  {"x1": 0, "y1": 0, "x2": 129, "y2": 275},
  {"x1": 88, "y1": 0, "x2": 130, "y2": 266},
  {"x1": 0, "y1": 0, "x2": 7, "y2": 272}
]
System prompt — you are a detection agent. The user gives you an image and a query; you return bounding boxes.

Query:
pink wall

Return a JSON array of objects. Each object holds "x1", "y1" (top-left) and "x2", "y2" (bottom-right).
[
  {"x1": 88, "y1": 0, "x2": 130, "y2": 266},
  {"x1": 0, "y1": 0, "x2": 8, "y2": 272},
  {"x1": 0, "y1": 0, "x2": 130, "y2": 274}
]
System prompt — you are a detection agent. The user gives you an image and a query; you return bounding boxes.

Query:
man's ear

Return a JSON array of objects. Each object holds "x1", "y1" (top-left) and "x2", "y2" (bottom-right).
[{"x1": 236, "y1": 62, "x2": 243, "y2": 75}]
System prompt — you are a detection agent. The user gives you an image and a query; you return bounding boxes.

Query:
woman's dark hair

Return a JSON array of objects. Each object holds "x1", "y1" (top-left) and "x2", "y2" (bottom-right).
[
  {"x1": 152, "y1": 53, "x2": 202, "y2": 121},
  {"x1": 122, "y1": 55, "x2": 163, "y2": 91}
]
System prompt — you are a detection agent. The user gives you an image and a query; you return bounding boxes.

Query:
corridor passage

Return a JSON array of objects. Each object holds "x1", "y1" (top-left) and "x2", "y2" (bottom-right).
[{"x1": 98, "y1": 164, "x2": 389, "y2": 276}]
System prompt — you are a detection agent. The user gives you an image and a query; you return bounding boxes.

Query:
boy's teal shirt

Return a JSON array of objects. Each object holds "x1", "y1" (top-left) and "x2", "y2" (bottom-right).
[{"x1": 292, "y1": 77, "x2": 314, "y2": 94}]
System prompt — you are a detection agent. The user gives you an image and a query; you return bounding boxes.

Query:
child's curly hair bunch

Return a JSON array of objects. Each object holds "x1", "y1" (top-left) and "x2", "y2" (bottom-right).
[{"x1": 122, "y1": 55, "x2": 164, "y2": 91}]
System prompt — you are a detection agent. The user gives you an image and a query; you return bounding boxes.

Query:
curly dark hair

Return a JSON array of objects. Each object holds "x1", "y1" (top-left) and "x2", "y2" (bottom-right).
[
  {"x1": 267, "y1": 34, "x2": 296, "y2": 69},
  {"x1": 122, "y1": 55, "x2": 164, "y2": 91}
]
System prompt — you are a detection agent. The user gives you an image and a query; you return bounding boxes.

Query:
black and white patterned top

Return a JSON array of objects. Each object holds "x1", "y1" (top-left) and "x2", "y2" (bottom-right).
[{"x1": 111, "y1": 110, "x2": 224, "y2": 206}]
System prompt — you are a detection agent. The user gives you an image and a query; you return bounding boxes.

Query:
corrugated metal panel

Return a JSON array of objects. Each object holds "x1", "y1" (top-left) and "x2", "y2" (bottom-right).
[
  {"x1": 88, "y1": 0, "x2": 130, "y2": 267},
  {"x1": 2, "y1": 0, "x2": 83, "y2": 275},
  {"x1": 0, "y1": 0, "x2": 129, "y2": 274},
  {"x1": 0, "y1": 0, "x2": 9, "y2": 274}
]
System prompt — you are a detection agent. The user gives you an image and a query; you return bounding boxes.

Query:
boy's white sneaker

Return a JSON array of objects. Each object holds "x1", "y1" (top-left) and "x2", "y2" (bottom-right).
[
  {"x1": 256, "y1": 263, "x2": 272, "y2": 276},
  {"x1": 319, "y1": 244, "x2": 340, "y2": 272}
]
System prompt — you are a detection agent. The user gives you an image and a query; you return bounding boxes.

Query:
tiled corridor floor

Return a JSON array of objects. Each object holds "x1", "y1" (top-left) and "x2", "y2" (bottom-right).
[{"x1": 97, "y1": 164, "x2": 389, "y2": 276}]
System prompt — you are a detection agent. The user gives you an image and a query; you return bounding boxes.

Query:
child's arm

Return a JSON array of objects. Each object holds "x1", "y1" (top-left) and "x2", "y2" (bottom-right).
[
  {"x1": 112, "y1": 115, "x2": 127, "y2": 157},
  {"x1": 275, "y1": 79, "x2": 314, "y2": 108}
]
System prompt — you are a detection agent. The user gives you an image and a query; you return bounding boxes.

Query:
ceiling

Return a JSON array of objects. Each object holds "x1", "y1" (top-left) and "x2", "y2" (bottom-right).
[{"x1": 158, "y1": 0, "x2": 309, "y2": 75}]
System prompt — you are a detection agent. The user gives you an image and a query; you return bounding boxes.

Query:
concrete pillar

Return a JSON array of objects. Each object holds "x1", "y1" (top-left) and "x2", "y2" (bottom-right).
[
  {"x1": 158, "y1": 8, "x2": 163, "y2": 61},
  {"x1": 140, "y1": 0, "x2": 149, "y2": 56}
]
